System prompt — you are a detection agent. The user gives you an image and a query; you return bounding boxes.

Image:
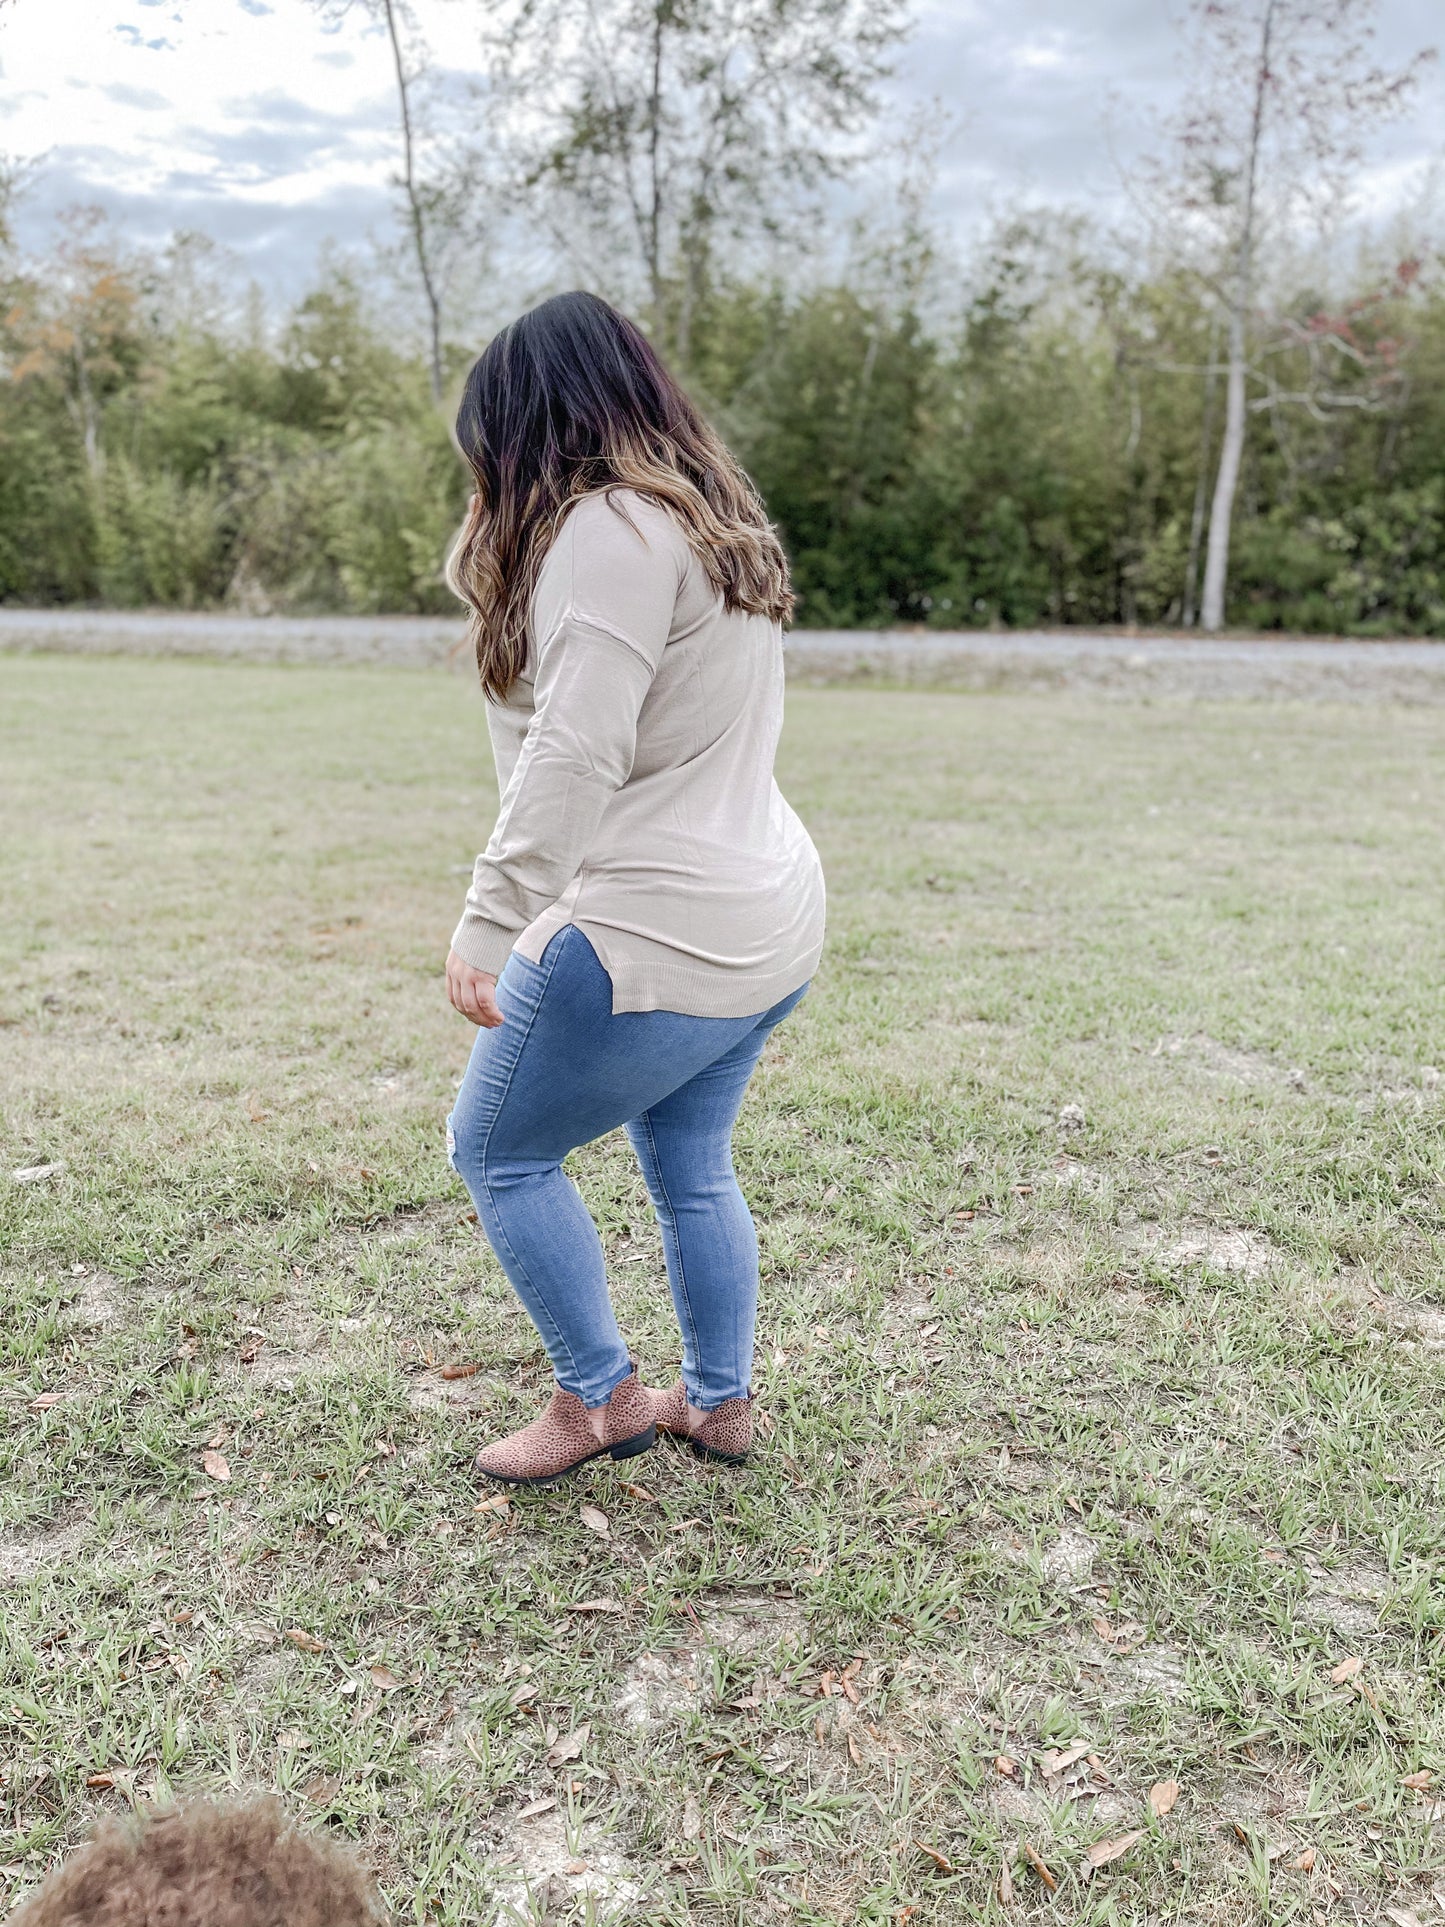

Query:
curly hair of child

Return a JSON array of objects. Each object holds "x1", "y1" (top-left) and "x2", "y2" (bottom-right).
[{"x1": 6, "y1": 1796, "x2": 388, "y2": 1927}]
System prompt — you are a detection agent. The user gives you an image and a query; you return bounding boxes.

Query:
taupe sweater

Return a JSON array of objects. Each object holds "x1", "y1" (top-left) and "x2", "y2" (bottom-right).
[{"x1": 449, "y1": 488, "x2": 826, "y2": 1017}]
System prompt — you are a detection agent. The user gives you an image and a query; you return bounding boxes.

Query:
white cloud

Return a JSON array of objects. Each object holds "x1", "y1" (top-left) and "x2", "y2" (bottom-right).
[
  {"x1": 0, "y1": 0, "x2": 1438, "y2": 296},
  {"x1": 1010, "y1": 33, "x2": 1077, "y2": 73}
]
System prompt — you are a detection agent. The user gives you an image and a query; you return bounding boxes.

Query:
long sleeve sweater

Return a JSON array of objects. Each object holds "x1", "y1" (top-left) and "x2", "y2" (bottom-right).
[{"x1": 449, "y1": 487, "x2": 826, "y2": 1017}]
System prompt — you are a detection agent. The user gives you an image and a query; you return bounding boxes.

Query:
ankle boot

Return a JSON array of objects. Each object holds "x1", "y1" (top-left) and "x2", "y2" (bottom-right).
[
  {"x1": 650, "y1": 1378, "x2": 753, "y2": 1464},
  {"x1": 474, "y1": 1363, "x2": 656, "y2": 1485}
]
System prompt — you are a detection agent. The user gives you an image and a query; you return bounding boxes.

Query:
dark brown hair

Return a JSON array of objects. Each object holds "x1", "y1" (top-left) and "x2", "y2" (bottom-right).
[
  {"x1": 7, "y1": 1798, "x2": 388, "y2": 1927},
  {"x1": 447, "y1": 290, "x2": 793, "y2": 701}
]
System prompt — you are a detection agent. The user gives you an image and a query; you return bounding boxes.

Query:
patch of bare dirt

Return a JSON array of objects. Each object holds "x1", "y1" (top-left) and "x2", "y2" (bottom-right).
[
  {"x1": 487, "y1": 1805, "x2": 648, "y2": 1924},
  {"x1": 1387, "y1": 1300, "x2": 1445, "y2": 1350},
  {"x1": 1142, "y1": 1226, "x2": 1278, "y2": 1278},
  {"x1": 1040, "y1": 1529, "x2": 1099, "y2": 1586},
  {"x1": 0, "y1": 1517, "x2": 88, "y2": 1585},
  {"x1": 696, "y1": 1590, "x2": 809, "y2": 1660},
  {"x1": 1296, "y1": 1555, "x2": 1391, "y2": 1640},
  {"x1": 988, "y1": 1777, "x2": 1137, "y2": 1832},
  {"x1": 405, "y1": 1367, "x2": 491, "y2": 1415},
  {"x1": 1109, "y1": 1644, "x2": 1190, "y2": 1704},
  {"x1": 1150, "y1": 1032, "x2": 1297, "y2": 1087},
  {"x1": 1357, "y1": 1065, "x2": 1441, "y2": 1114},
  {"x1": 347, "y1": 1199, "x2": 475, "y2": 1249},
  {"x1": 995, "y1": 1455, "x2": 1055, "y2": 1493},
  {"x1": 614, "y1": 1649, "x2": 705, "y2": 1728},
  {"x1": 1202, "y1": 1760, "x2": 1317, "y2": 1872},
  {"x1": 233, "y1": 1340, "x2": 367, "y2": 1390},
  {"x1": 1050, "y1": 1158, "x2": 1109, "y2": 1196},
  {"x1": 61, "y1": 1267, "x2": 125, "y2": 1333}
]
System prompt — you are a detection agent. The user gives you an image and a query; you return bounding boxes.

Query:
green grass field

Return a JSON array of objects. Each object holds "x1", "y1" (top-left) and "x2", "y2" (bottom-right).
[{"x1": 2, "y1": 654, "x2": 1443, "y2": 1926}]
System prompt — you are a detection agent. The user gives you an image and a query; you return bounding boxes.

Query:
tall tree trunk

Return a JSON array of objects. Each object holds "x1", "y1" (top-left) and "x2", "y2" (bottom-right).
[
  {"x1": 383, "y1": 0, "x2": 444, "y2": 402},
  {"x1": 1199, "y1": 0, "x2": 1274, "y2": 632},
  {"x1": 1200, "y1": 291, "x2": 1248, "y2": 630},
  {"x1": 68, "y1": 345, "x2": 103, "y2": 481},
  {"x1": 646, "y1": 2, "x2": 665, "y2": 341},
  {"x1": 1183, "y1": 313, "x2": 1222, "y2": 627}
]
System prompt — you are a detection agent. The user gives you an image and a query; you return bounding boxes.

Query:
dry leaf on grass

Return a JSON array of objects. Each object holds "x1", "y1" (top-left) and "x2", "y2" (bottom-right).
[
  {"x1": 995, "y1": 1755, "x2": 1020, "y2": 1780},
  {"x1": 286, "y1": 1629, "x2": 325, "y2": 1653},
  {"x1": 1148, "y1": 1780, "x2": 1180, "y2": 1817},
  {"x1": 913, "y1": 1840, "x2": 955, "y2": 1874},
  {"x1": 201, "y1": 1449, "x2": 231, "y2": 1482},
  {"x1": 1330, "y1": 1655, "x2": 1363, "y2": 1684},
  {"x1": 620, "y1": 1481, "x2": 656, "y2": 1501},
  {"x1": 682, "y1": 1794, "x2": 702, "y2": 1841},
  {"x1": 566, "y1": 1597, "x2": 621, "y2": 1614},
  {"x1": 1293, "y1": 1846, "x2": 1316, "y2": 1871},
  {"x1": 545, "y1": 1723, "x2": 590, "y2": 1767},
  {"x1": 302, "y1": 1773, "x2": 340, "y2": 1805},
  {"x1": 1021, "y1": 1842, "x2": 1057, "y2": 1892},
  {"x1": 510, "y1": 1682, "x2": 539, "y2": 1707},
  {"x1": 1401, "y1": 1771, "x2": 1433, "y2": 1790},
  {"x1": 440, "y1": 1362, "x2": 478, "y2": 1380},
  {"x1": 516, "y1": 1797, "x2": 556, "y2": 1821},
  {"x1": 369, "y1": 1665, "x2": 402, "y2": 1691},
  {"x1": 579, "y1": 1504, "x2": 610, "y2": 1538},
  {"x1": 29, "y1": 1393, "x2": 67, "y2": 1411},
  {"x1": 1083, "y1": 1830, "x2": 1144, "y2": 1872},
  {"x1": 1039, "y1": 1741, "x2": 1092, "y2": 1778},
  {"x1": 1092, "y1": 1614, "x2": 1144, "y2": 1651},
  {"x1": 275, "y1": 1730, "x2": 311, "y2": 1751},
  {"x1": 998, "y1": 1857, "x2": 1014, "y2": 1904},
  {"x1": 1385, "y1": 1910, "x2": 1424, "y2": 1927}
]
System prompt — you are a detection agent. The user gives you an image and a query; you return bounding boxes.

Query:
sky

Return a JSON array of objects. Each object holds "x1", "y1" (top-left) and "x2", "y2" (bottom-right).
[{"x1": 1, "y1": 0, "x2": 1441, "y2": 303}]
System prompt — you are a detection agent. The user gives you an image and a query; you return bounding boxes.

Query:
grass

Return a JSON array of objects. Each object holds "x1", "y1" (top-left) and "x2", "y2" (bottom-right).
[{"x1": 1, "y1": 652, "x2": 1443, "y2": 1926}]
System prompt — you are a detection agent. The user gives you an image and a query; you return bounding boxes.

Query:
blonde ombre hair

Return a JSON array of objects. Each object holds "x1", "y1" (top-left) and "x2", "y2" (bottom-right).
[{"x1": 447, "y1": 291, "x2": 793, "y2": 701}]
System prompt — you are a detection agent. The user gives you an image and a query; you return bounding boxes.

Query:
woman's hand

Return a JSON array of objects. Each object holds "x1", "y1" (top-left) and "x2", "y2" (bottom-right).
[{"x1": 446, "y1": 950, "x2": 504, "y2": 1028}]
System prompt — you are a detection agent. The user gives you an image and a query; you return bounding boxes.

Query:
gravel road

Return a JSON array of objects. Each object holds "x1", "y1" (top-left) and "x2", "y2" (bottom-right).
[{"x1": 4, "y1": 608, "x2": 1445, "y2": 702}]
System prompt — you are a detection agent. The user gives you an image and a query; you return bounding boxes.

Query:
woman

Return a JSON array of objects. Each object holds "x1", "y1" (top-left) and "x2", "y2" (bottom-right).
[{"x1": 443, "y1": 290, "x2": 826, "y2": 1485}]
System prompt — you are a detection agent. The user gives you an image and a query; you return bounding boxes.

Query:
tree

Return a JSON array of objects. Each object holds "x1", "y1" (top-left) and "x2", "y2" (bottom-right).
[
  {"x1": 6, "y1": 208, "x2": 146, "y2": 479},
  {"x1": 1139, "y1": 0, "x2": 1433, "y2": 630},
  {"x1": 477, "y1": 0, "x2": 910, "y2": 365},
  {"x1": 308, "y1": 0, "x2": 484, "y2": 400}
]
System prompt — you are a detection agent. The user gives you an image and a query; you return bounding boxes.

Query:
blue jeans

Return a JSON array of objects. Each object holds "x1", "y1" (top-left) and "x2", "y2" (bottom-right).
[{"x1": 445, "y1": 923, "x2": 809, "y2": 1410}]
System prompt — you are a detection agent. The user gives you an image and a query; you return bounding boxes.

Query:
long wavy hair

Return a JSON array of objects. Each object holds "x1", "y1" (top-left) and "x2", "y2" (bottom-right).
[{"x1": 446, "y1": 291, "x2": 793, "y2": 700}]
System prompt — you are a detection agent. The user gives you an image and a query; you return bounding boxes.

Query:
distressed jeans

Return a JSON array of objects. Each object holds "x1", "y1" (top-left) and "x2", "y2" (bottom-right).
[{"x1": 445, "y1": 922, "x2": 809, "y2": 1409}]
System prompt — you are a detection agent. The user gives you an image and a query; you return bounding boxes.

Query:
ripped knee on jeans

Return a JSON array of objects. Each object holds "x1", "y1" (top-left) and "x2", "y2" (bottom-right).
[{"x1": 444, "y1": 1113, "x2": 459, "y2": 1172}]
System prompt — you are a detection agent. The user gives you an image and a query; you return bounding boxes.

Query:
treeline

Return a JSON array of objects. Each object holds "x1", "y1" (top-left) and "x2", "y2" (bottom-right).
[{"x1": 2, "y1": 214, "x2": 1443, "y2": 633}]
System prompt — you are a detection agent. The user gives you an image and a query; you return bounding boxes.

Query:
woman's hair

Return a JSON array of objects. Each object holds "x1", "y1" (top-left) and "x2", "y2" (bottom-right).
[
  {"x1": 446, "y1": 290, "x2": 793, "y2": 700},
  {"x1": 8, "y1": 1798, "x2": 388, "y2": 1927}
]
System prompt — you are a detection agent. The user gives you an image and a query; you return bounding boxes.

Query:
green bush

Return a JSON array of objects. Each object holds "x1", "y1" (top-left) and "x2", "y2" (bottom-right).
[{"x1": 2, "y1": 227, "x2": 1443, "y2": 632}]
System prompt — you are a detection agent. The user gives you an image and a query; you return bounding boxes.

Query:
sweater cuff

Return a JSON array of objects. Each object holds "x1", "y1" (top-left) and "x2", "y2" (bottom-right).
[{"x1": 449, "y1": 912, "x2": 518, "y2": 977}]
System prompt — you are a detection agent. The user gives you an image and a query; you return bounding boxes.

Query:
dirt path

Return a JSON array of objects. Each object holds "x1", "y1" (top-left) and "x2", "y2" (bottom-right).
[{"x1": 4, "y1": 608, "x2": 1445, "y2": 701}]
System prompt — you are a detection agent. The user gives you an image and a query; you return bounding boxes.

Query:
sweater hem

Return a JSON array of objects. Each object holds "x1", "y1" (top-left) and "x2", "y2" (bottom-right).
[{"x1": 592, "y1": 944, "x2": 822, "y2": 1018}]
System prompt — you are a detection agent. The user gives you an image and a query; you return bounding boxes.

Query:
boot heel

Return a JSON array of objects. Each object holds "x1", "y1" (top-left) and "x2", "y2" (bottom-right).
[{"x1": 610, "y1": 1423, "x2": 657, "y2": 1461}]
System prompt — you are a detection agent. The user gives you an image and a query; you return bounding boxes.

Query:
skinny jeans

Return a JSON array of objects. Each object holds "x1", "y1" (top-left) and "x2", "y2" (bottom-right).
[{"x1": 445, "y1": 922, "x2": 809, "y2": 1410}]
